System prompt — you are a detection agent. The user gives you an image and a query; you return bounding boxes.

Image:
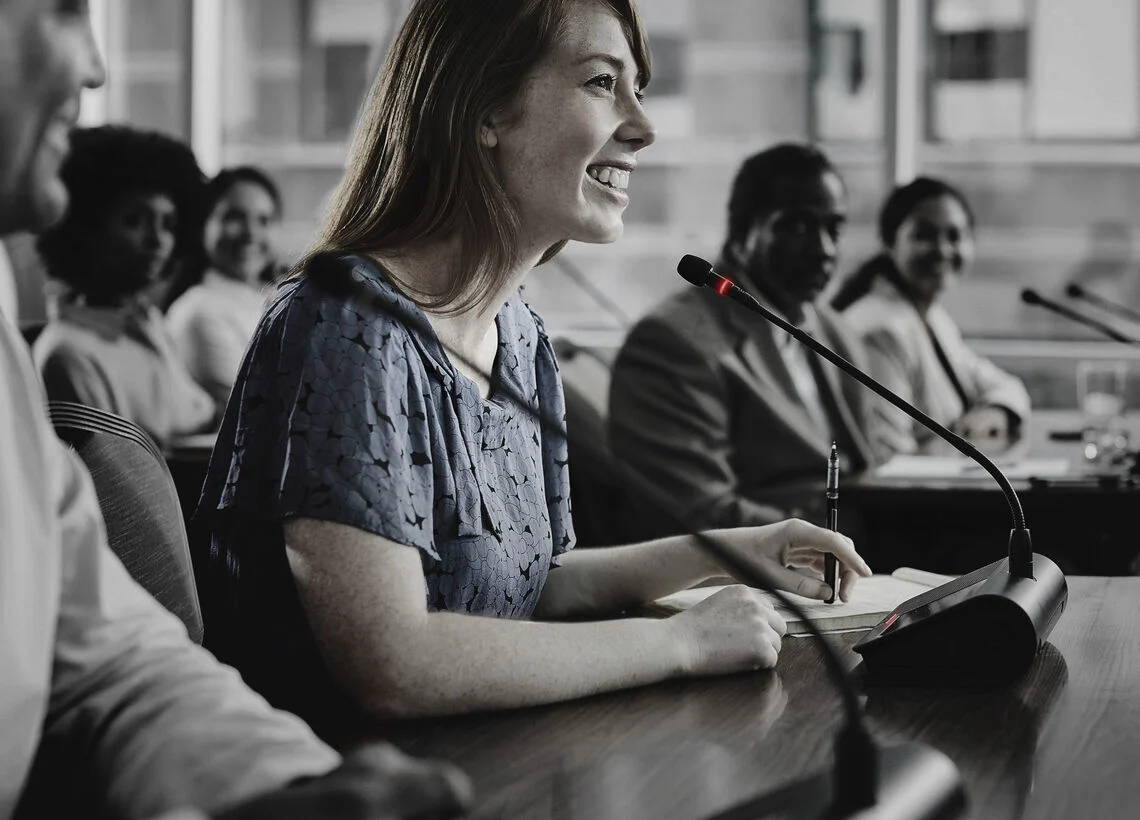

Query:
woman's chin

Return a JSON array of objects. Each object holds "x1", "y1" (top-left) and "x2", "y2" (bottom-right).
[{"x1": 575, "y1": 220, "x2": 625, "y2": 245}]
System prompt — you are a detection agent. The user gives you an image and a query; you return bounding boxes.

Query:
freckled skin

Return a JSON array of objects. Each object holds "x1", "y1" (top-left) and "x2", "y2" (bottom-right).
[{"x1": 488, "y1": 1, "x2": 656, "y2": 252}]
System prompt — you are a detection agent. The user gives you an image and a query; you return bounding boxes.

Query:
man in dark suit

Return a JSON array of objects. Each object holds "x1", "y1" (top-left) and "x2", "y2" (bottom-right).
[{"x1": 610, "y1": 144, "x2": 879, "y2": 539}]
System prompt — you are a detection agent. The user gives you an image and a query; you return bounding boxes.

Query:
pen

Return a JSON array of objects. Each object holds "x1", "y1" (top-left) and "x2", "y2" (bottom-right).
[{"x1": 825, "y1": 442, "x2": 839, "y2": 604}]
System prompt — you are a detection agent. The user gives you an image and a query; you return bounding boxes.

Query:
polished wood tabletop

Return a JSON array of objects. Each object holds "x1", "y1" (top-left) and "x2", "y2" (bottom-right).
[{"x1": 374, "y1": 577, "x2": 1139, "y2": 819}]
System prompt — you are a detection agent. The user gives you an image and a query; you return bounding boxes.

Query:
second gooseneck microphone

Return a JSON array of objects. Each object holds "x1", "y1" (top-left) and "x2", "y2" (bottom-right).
[
  {"x1": 1066, "y1": 282, "x2": 1140, "y2": 326},
  {"x1": 1021, "y1": 288, "x2": 1140, "y2": 344}
]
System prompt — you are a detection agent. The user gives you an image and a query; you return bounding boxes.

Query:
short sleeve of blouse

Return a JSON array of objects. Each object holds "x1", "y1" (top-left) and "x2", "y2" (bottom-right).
[{"x1": 207, "y1": 263, "x2": 441, "y2": 560}]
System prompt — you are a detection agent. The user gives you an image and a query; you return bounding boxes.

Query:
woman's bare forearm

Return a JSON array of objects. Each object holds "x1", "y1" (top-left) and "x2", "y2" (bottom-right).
[
  {"x1": 534, "y1": 535, "x2": 719, "y2": 619},
  {"x1": 324, "y1": 609, "x2": 688, "y2": 718}
]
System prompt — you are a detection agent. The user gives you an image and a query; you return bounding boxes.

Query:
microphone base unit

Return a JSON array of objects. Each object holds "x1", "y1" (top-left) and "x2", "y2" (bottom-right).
[
  {"x1": 705, "y1": 742, "x2": 966, "y2": 820},
  {"x1": 852, "y1": 554, "x2": 1068, "y2": 687}
]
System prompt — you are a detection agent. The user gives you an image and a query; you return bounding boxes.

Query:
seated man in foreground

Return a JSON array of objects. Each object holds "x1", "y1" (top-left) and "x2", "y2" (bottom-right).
[
  {"x1": 610, "y1": 144, "x2": 880, "y2": 539},
  {"x1": 0, "y1": 1, "x2": 468, "y2": 818}
]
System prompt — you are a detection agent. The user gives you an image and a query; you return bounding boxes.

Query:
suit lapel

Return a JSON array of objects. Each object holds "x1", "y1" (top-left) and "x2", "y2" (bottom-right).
[
  {"x1": 811, "y1": 315, "x2": 877, "y2": 468},
  {"x1": 721, "y1": 302, "x2": 831, "y2": 459}
]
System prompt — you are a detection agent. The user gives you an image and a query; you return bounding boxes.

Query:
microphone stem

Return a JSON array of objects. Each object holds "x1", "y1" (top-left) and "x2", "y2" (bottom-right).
[
  {"x1": 1078, "y1": 289, "x2": 1140, "y2": 326},
  {"x1": 1043, "y1": 298, "x2": 1138, "y2": 344}
]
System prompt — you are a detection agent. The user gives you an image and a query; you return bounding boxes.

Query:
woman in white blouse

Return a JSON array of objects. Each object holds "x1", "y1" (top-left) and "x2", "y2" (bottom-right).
[
  {"x1": 168, "y1": 167, "x2": 282, "y2": 407},
  {"x1": 832, "y1": 176, "x2": 1030, "y2": 456}
]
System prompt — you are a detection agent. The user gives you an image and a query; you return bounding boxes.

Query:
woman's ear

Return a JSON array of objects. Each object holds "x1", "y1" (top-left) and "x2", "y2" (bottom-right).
[{"x1": 480, "y1": 120, "x2": 499, "y2": 149}]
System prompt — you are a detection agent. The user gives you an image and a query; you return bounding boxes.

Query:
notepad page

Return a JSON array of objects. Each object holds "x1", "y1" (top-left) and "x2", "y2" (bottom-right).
[{"x1": 648, "y1": 571, "x2": 949, "y2": 636}]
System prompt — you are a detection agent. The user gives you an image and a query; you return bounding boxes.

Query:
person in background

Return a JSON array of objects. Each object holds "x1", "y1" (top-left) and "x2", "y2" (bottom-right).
[
  {"x1": 609, "y1": 143, "x2": 880, "y2": 541},
  {"x1": 32, "y1": 125, "x2": 216, "y2": 446},
  {"x1": 196, "y1": 0, "x2": 871, "y2": 731},
  {"x1": 832, "y1": 176, "x2": 1030, "y2": 456},
  {"x1": 0, "y1": 1, "x2": 469, "y2": 818},
  {"x1": 168, "y1": 166, "x2": 282, "y2": 407}
]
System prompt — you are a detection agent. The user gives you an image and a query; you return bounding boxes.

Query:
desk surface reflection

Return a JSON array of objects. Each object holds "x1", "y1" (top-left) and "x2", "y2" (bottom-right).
[{"x1": 371, "y1": 577, "x2": 1138, "y2": 820}]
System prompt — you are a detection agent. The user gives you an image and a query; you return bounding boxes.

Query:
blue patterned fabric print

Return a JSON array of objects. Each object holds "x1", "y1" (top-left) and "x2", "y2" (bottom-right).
[
  {"x1": 205, "y1": 253, "x2": 576, "y2": 617},
  {"x1": 195, "y1": 254, "x2": 575, "y2": 727}
]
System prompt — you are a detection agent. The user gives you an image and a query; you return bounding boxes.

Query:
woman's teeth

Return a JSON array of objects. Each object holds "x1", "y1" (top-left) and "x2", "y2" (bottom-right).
[{"x1": 587, "y1": 166, "x2": 630, "y2": 190}]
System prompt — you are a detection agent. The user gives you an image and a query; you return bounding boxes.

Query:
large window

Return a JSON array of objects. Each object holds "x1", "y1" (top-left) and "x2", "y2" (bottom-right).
[{"x1": 46, "y1": 0, "x2": 1140, "y2": 409}]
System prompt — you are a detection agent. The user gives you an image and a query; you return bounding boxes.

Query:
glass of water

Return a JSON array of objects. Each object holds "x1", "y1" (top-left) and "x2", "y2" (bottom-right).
[{"x1": 1077, "y1": 360, "x2": 1129, "y2": 467}]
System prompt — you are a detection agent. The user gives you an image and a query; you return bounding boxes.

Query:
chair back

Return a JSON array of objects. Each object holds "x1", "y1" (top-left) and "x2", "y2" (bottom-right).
[{"x1": 47, "y1": 401, "x2": 204, "y2": 643}]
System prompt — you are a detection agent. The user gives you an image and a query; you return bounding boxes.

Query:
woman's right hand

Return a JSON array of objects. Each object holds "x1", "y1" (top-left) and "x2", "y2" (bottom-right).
[{"x1": 669, "y1": 585, "x2": 787, "y2": 676}]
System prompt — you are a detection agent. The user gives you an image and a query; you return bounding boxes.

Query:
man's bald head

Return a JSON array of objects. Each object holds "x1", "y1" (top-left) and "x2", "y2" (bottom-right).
[{"x1": 0, "y1": 0, "x2": 104, "y2": 235}]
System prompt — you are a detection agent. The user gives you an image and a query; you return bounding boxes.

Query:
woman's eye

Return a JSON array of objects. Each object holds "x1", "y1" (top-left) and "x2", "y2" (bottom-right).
[{"x1": 588, "y1": 74, "x2": 617, "y2": 93}]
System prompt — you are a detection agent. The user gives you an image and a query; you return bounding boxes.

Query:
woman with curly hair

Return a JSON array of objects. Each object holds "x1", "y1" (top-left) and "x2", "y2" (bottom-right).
[{"x1": 33, "y1": 125, "x2": 215, "y2": 445}]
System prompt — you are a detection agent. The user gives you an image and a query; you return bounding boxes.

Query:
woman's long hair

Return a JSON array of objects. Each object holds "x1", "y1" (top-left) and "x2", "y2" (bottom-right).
[
  {"x1": 831, "y1": 176, "x2": 974, "y2": 311},
  {"x1": 302, "y1": 0, "x2": 651, "y2": 315}
]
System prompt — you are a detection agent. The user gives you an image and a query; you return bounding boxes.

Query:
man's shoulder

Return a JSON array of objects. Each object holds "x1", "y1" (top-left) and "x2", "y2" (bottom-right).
[{"x1": 628, "y1": 286, "x2": 730, "y2": 344}]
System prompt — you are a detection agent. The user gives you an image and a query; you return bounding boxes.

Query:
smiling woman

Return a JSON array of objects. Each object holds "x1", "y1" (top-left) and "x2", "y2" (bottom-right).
[
  {"x1": 196, "y1": 0, "x2": 870, "y2": 733},
  {"x1": 834, "y1": 177, "x2": 1032, "y2": 455}
]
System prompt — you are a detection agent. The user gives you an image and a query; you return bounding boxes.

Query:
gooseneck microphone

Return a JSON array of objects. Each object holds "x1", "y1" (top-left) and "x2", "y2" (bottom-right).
[
  {"x1": 1021, "y1": 288, "x2": 1140, "y2": 344},
  {"x1": 1066, "y1": 282, "x2": 1140, "y2": 326},
  {"x1": 678, "y1": 254, "x2": 1067, "y2": 687},
  {"x1": 307, "y1": 253, "x2": 966, "y2": 820}
]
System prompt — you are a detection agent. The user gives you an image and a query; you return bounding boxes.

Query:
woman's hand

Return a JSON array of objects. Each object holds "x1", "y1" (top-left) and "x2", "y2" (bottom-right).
[
  {"x1": 670, "y1": 585, "x2": 787, "y2": 675},
  {"x1": 701, "y1": 518, "x2": 872, "y2": 603},
  {"x1": 955, "y1": 405, "x2": 1012, "y2": 444}
]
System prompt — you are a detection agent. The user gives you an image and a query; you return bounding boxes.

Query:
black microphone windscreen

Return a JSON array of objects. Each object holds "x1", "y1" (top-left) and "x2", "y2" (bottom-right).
[
  {"x1": 1021, "y1": 288, "x2": 1041, "y2": 305},
  {"x1": 677, "y1": 254, "x2": 714, "y2": 288},
  {"x1": 1066, "y1": 283, "x2": 1085, "y2": 299}
]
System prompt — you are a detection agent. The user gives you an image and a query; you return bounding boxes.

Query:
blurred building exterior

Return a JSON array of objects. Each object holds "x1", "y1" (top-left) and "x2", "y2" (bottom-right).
[{"x1": 8, "y1": 0, "x2": 1140, "y2": 407}]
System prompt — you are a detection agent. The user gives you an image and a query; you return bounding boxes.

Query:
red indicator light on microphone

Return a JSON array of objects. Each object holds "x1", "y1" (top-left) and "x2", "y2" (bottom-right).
[
  {"x1": 714, "y1": 276, "x2": 734, "y2": 296},
  {"x1": 881, "y1": 612, "x2": 900, "y2": 633}
]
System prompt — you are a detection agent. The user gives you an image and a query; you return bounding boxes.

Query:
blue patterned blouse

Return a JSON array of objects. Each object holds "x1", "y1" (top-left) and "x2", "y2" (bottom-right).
[{"x1": 197, "y1": 253, "x2": 575, "y2": 726}]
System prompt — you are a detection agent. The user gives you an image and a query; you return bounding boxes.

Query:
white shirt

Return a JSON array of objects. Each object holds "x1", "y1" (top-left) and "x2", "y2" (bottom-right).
[
  {"x1": 0, "y1": 310, "x2": 338, "y2": 819},
  {"x1": 770, "y1": 304, "x2": 831, "y2": 437},
  {"x1": 843, "y1": 275, "x2": 1031, "y2": 454},
  {"x1": 167, "y1": 271, "x2": 270, "y2": 405},
  {"x1": 32, "y1": 299, "x2": 216, "y2": 447}
]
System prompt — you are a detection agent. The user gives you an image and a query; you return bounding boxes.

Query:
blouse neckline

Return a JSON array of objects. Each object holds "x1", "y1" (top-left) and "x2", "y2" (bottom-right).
[{"x1": 345, "y1": 254, "x2": 515, "y2": 409}]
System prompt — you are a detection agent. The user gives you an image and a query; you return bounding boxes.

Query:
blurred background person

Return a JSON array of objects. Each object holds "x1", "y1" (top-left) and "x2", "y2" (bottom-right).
[
  {"x1": 168, "y1": 166, "x2": 282, "y2": 407},
  {"x1": 32, "y1": 125, "x2": 215, "y2": 446},
  {"x1": 0, "y1": 1, "x2": 471, "y2": 818},
  {"x1": 832, "y1": 176, "x2": 1031, "y2": 456},
  {"x1": 610, "y1": 143, "x2": 880, "y2": 540}
]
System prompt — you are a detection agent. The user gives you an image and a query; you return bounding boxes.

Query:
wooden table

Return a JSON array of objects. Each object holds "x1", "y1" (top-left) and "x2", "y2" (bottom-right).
[
  {"x1": 375, "y1": 577, "x2": 1139, "y2": 819},
  {"x1": 845, "y1": 411, "x2": 1140, "y2": 575}
]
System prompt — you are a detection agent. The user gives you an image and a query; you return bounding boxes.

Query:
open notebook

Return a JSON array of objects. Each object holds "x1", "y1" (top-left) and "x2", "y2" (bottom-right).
[{"x1": 646, "y1": 567, "x2": 956, "y2": 636}]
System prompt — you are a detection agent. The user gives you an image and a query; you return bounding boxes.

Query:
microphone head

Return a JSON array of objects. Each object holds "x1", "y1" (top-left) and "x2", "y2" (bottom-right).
[
  {"x1": 677, "y1": 254, "x2": 715, "y2": 288},
  {"x1": 1021, "y1": 288, "x2": 1042, "y2": 305},
  {"x1": 1066, "y1": 282, "x2": 1085, "y2": 299}
]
